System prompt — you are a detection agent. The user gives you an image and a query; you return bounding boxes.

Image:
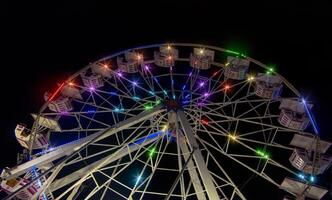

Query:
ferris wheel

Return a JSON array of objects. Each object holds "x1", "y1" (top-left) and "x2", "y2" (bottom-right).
[{"x1": 1, "y1": 43, "x2": 331, "y2": 200}]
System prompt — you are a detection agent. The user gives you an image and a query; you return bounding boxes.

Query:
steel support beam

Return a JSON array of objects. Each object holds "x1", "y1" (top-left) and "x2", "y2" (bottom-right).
[{"x1": 177, "y1": 110, "x2": 220, "y2": 200}]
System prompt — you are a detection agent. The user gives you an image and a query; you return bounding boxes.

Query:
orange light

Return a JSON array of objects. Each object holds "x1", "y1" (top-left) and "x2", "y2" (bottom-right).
[
  {"x1": 103, "y1": 64, "x2": 109, "y2": 69},
  {"x1": 168, "y1": 56, "x2": 172, "y2": 60},
  {"x1": 224, "y1": 85, "x2": 230, "y2": 90},
  {"x1": 137, "y1": 54, "x2": 142, "y2": 60},
  {"x1": 167, "y1": 45, "x2": 171, "y2": 50},
  {"x1": 69, "y1": 82, "x2": 74, "y2": 86}
]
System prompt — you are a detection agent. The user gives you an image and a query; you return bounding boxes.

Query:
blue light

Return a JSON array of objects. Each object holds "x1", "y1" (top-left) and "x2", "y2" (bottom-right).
[
  {"x1": 163, "y1": 90, "x2": 168, "y2": 95},
  {"x1": 182, "y1": 85, "x2": 186, "y2": 90},
  {"x1": 132, "y1": 96, "x2": 140, "y2": 101},
  {"x1": 185, "y1": 94, "x2": 190, "y2": 99},
  {"x1": 114, "y1": 108, "x2": 124, "y2": 112},
  {"x1": 173, "y1": 94, "x2": 176, "y2": 99},
  {"x1": 153, "y1": 77, "x2": 159, "y2": 83},
  {"x1": 136, "y1": 175, "x2": 142, "y2": 185},
  {"x1": 171, "y1": 79, "x2": 174, "y2": 85},
  {"x1": 310, "y1": 175, "x2": 315, "y2": 182},
  {"x1": 298, "y1": 173, "x2": 305, "y2": 180},
  {"x1": 110, "y1": 92, "x2": 118, "y2": 95},
  {"x1": 149, "y1": 91, "x2": 155, "y2": 95},
  {"x1": 132, "y1": 81, "x2": 138, "y2": 86},
  {"x1": 302, "y1": 98, "x2": 319, "y2": 134},
  {"x1": 87, "y1": 110, "x2": 96, "y2": 113},
  {"x1": 131, "y1": 132, "x2": 162, "y2": 146}
]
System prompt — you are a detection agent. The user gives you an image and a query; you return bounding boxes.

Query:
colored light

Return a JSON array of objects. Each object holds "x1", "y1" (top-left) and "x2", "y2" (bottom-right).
[
  {"x1": 103, "y1": 64, "x2": 109, "y2": 69},
  {"x1": 199, "y1": 82, "x2": 205, "y2": 87},
  {"x1": 225, "y1": 62, "x2": 230, "y2": 66},
  {"x1": 199, "y1": 49, "x2": 204, "y2": 54},
  {"x1": 135, "y1": 175, "x2": 142, "y2": 185},
  {"x1": 310, "y1": 175, "x2": 315, "y2": 182},
  {"x1": 225, "y1": 49, "x2": 240, "y2": 56},
  {"x1": 298, "y1": 173, "x2": 305, "y2": 180},
  {"x1": 173, "y1": 94, "x2": 176, "y2": 99},
  {"x1": 185, "y1": 94, "x2": 190, "y2": 99},
  {"x1": 167, "y1": 45, "x2": 171, "y2": 50},
  {"x1": 203, "y1": 92, "x2": 209, "y2": 97},
  {"x1": 60, "y1": 111, "x2": 69, "y2": 115},
  {"x1": 197, "y1": 102, "x2": 204, "y2": 106},
  {"x1": 48, "y1": 82, "x2": 65, "y2": 101},
  {"x1": 132, "y1": 81, "x2": 138, "y2": 86},
  {"x1": 132, "y1": 96, "x2": 140, "y2": 101},
  {"x1": 87, "y1": 109, "x2": 96, "y2": 113},
  {"x1": 89, "y1": 86, "x2": 95, "y2": 91},
  {"x1": 302, "y1": 98, "x2": 319, "y2": 134},
  {"x1": 163, "y1": 90, "x2": 168, "y2": 95},
  {"x1": 228, "y1": 134, "x2": 237, "y2": 140},
  {"x1": 201, "y1": 119, "x2": 209, "y2": 125},
  {"x1": 247, "y1": 76, "x2": 255, "y2": 81},
  {"x1": 182, "y1": 85, "x2": 186, "y2": 90},
  {"x1": 149, "y1": 91, "x2": 155, "y2": 95},
  {"x1": 144, "y1": 103, "x2": 153, "y2": 110},
  {"x1": 224, "y1": 85, "x2": 230, "y2": 90},
  {"x1": 189, "y1": 71, "x2": 193, "y2": 76},
  {"x1": 117, "y1": 72, "x2": 123, "y2": 77},
  {"x1": 161, "y1": 125, "x2": 168, "y2": 132},
  {"x1": 156, "y1": 99, "x2": 161, "y2": 105},
  {"x1": 144, "y1": 65, "x2": 149, "y2": 70},
  {"x1": 148, "y1": 147, "x2": 156, "y2": 158},
  {"x1": 212, "y1": 71, "x2": 218, "y2": 76},
  {"x1": 256, "y1": 149, "x2": 270, "y2": 159},
  {"x1": 69, "y1": 82, "x2": 74, "y2": 86},
  {"x1": 137, "y1": 54, "x2": 142, "y2": 60},
  {"x1": 168, "y1": 56, "x2": 172, "y2": 60}
]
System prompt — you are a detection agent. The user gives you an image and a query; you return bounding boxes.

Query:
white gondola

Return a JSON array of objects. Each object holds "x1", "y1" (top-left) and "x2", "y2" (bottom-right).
[
  {"x1": 224, "y1": 56, "x2": 250, "y2": 80},
  {"x1": 280, "y1": 177, "x2": 328, "y2": 200},
  {"x1": 154, "y1": 45, "x2": 179, "y2": 67},
  {"x1": 289, "y1": 134, "x2": 332, "y2": 174},
  {"x1": 91, "y1": 63, "x2": 112, "y2": 77},
  {"x1": 60, "y1": 84, "x2": 82, "y2": 100},
  {"x1": 15, "y1": 124, "x2": 49, "y2": 149},
  {"x1": 81, "y1": 71, "x2": 104, "y2": 89},
  {"x1": 31, "y1": 114, "x2": 61, "y2": 132},
  {"x1": 278, "y1": 99, "x2": 311, "y2": 130},
  {"x1": 117, "y1": 51, "x2": 143, "y2": 73},
  {"x1": 44, "y1": 92, "x2": 73, "y2": 113},
  {"x1": 0, "y1": 170, "x2": 43, "y2": 200},
  {"x1": 254, "y1": 73, "x2": 283, "y2": 99},
  {"x1": 190, "y1": 48, "x2": 215, "y2": 70}
]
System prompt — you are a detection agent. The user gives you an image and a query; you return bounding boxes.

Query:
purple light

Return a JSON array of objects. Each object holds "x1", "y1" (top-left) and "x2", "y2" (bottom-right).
[
  {"x1": 197, "y1": 102, "x2": 205, "y2": 106},
  {"x1": 89, "y1": 86, "x2": 95, "y2": 91},
  {"x1": 189, "y1": 71, "x2": 193, "y2": 76},
  {"x1": 204, "y1": 92, "x2": 209, "y2": 97},
  {"x1": 144, "y1": 65, "x2": 150, "y2": 70},
  {"x1": 117, "y1": 72, "x2": 123, "y2": 77},
  {"x1": 133, "y1": 81, "x2": 138, "y2": 86},
  {"x1": 199, "y1": 82, "x2": 205, "y2": 87}
]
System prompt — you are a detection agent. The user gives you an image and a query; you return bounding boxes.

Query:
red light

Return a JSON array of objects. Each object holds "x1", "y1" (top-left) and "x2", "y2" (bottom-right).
[
  {"x1": 201, "y1": 119, "x2": 209, "y2": 125},
  {"x1": 48, "y1": 83, "x2": 65, "y2": 101},
  {"x1": 212, "y1": 71, "x2": 219, "y2": 77},
  {"x1": 69, "y1": 82, "x2": 74, "y2": 86}
]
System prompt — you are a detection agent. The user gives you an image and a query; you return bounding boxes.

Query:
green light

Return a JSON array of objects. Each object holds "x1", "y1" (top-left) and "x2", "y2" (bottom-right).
[
  {"x1": 148, "y1": 147, "x2": 156, "y2": 158},
  {"x1": 225, "y1": 49, "x2": 240, "y2": 56},
  {"x1": 256, "y1": 149, "x2": 270, "y2": 159},
  {"x1": 155, "y1": 99, "x2": 161, "y2": 105},
  {"x1": 144, "y1": 102, "x2": 153, "y2": 110}
]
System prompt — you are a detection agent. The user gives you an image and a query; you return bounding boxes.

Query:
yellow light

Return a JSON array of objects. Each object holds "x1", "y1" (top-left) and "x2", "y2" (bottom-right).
[
  {"x1": 199, "y1": 49, "x2": 204, "y2": 54},
  {"x1": 247, "y1": 76, "x2": 255, "y2": 81},
  {"x1": 225, "y1": 62, "x2": 229, "y2": 66},
  {"x1": 167, "y1": 45, "x2": 171, "y2": 50},
  {"x1": 161, "y1": 124, "x2": 168, "y2": 132},
  {"x1": 228, "y1": 134, "x2": 237, "y2": 140}
]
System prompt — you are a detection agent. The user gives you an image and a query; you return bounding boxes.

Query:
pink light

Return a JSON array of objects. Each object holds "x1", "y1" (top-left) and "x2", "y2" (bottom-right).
[
  {"x1": 224, "y1": 85, "x2": 230, "y2": 90},
  {"x1": 117, "y1": 72, "x2": 123, "y2": 77},
  {"x1": 197, "y1": 102, "x2": 204, "y2": 106},
  {"x1": 204, "y1": 92, "x2": 209, "y2": 97},
  {"x1": 199, "y1": 82, "x2": 205, "y2": 87},
  {"x1": 144, "y1": 65, "x2": 149, "y2": 70}
]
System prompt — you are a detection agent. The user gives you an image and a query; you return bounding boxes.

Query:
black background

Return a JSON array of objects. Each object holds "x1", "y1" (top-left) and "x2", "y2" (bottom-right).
[{"x1": 1, "y1": 0, "x2": 332, "y2": 199}]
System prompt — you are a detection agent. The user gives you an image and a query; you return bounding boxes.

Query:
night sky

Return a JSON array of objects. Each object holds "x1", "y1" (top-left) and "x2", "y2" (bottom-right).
[{"x1": 1, "y1": 1, "x2": 332, "y2": 199}]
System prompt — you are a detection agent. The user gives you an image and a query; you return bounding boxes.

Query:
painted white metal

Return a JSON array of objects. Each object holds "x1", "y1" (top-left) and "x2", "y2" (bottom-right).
[{"x1": 178, "y1": 110, "x2": 220, "y2": 200}]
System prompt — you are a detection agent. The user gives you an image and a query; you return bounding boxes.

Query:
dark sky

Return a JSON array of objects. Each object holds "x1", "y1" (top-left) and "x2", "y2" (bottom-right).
[{"x1": 1, "y1": 0, "x2": 332, "y2": 199}]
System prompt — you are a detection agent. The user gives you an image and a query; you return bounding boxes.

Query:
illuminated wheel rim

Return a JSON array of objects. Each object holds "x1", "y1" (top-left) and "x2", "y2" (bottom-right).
[{"x1": 2, "y1": 43, "x2": 329, "y2": 200}]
